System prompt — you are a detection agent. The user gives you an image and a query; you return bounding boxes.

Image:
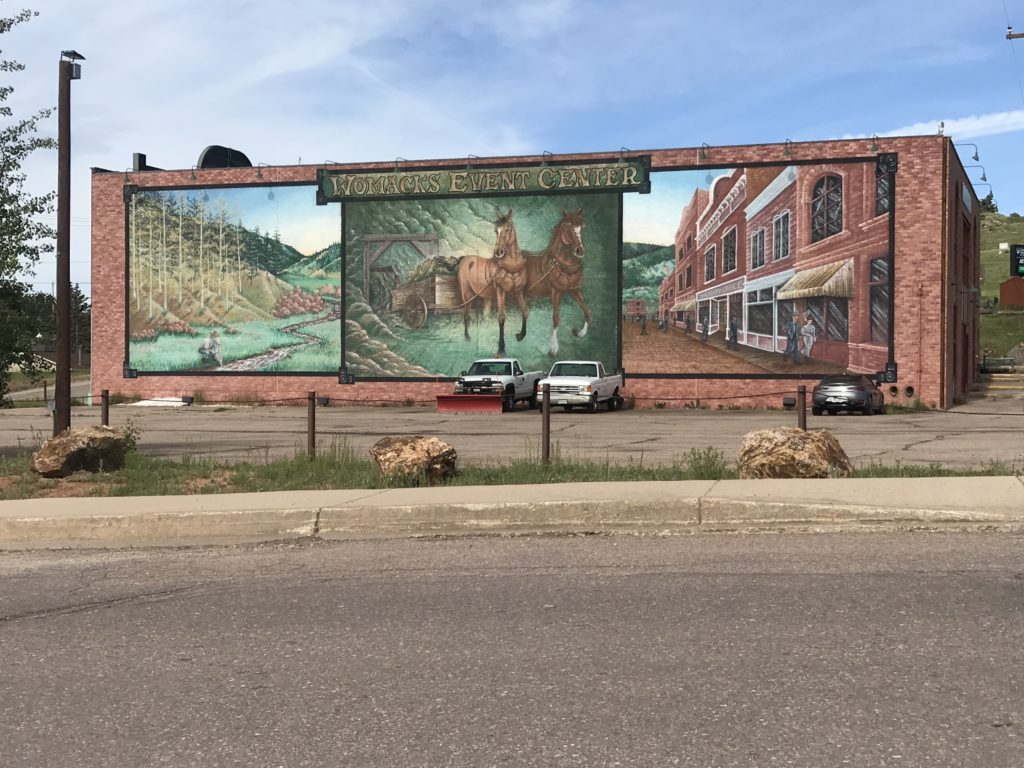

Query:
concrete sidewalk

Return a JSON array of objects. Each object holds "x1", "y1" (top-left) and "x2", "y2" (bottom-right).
[{"x1": 2, "y1": 476, "x2": 1023, "y2": 550}]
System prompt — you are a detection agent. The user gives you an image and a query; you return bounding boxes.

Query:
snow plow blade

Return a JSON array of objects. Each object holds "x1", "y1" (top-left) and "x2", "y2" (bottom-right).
[{"x1": 435, "y1": 395, "x2": 506, "y2": 414}]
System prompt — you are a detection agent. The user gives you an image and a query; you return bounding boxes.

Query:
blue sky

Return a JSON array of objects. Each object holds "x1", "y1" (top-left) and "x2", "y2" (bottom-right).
[{"x1": 5, "y1": 0, "x2": 1024, "y2": 296}]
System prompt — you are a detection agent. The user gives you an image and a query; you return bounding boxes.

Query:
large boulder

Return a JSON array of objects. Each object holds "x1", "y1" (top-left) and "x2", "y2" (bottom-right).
[
  {"x1": 737, "y1": 427, "x2": 852, "y2": 479},
  {"x1": 31, "y1": 426, "x2": 131, "y2": 478},
  {"x1": 369, "y1": 436, "x2": 458, "y2": 485}
]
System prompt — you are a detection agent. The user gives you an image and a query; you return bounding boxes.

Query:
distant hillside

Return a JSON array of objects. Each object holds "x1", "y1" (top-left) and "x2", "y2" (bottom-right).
[
  {"x1": 980, "y1": 212, "x2": 1024, "y2": 299},
  {"x1": 622, "y1": 242, "x2": 674, "y2": 311}
]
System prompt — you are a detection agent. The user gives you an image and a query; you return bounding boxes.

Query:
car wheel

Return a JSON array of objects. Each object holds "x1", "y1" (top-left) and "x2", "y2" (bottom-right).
[
  {"x1": 528, "y1": 392, "x2": 538, "y2": 409},
  {"x1": 586, "y1": 398, "x2": 598, "y2": 414},
  {"x1": 874, "y1": 404, "x2": 885, "y2": 415},
  {"x1": 812, "y1": 407, "x2": 823, "y2": 416},
  {"x1": 827, "y1": 409, "x2": 838, "y2": 416},
  {"x1": 562, "y1": 405, "x2": 573, "y2": 413},
  {"x1": 862, "y1": 401, "x2": 873, "y2": 416},
  {"x1": 607, "y1": 390, "x2": 620, "y2": 411}
]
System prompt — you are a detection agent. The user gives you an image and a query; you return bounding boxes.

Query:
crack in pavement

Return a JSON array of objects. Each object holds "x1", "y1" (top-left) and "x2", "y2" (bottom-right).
[{"x1": 0, "y1": 586, "x2": 198, "y2": 625}]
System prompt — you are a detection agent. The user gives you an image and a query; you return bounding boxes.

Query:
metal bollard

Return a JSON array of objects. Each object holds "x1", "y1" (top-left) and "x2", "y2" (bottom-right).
[
  {"x1": 307, "y1": 391, "x2": 316, "y2": 459},
  {"x1": 797, "y1": 385, "x2": 807, "y2": 430},
  {"x1": 101, "y1": 389, "x2": 109, "y2": 426},
  {"x1": 541, "y1": 383, "x2": 551, "y2": 464}
]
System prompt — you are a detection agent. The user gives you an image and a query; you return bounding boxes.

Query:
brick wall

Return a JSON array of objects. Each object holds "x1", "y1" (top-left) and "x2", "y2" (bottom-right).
[{"x1": 92, "y1": 136, "x2": 969, "y2": 409}]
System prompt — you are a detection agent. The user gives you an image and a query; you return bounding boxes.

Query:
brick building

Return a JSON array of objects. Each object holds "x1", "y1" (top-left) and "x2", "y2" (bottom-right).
[{"x1": 92, "y1": 136, "x2": 979, "y2": 409}]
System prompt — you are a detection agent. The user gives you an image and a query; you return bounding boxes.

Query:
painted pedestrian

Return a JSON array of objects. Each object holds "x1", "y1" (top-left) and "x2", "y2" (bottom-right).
[
  {"x1": 785, "y1": 313, "x2": 801, "y2": 363},
  {"x1": 801, "y1": 314, "x2": 817, "y2": 360}
]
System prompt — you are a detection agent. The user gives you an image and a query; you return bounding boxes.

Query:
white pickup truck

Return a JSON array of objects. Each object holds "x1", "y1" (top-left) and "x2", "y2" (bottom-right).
[
  {"x1": 454, "y1": 358, "x2": 546, "y2": 411},
  {"x1": 536, "y1": 360, "x2": 625, "y2": 413}
]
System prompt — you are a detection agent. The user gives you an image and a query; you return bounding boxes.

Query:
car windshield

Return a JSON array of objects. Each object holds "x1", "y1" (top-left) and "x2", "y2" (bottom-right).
[
  {"x1": 549, "y1": 363, "x2": 598, "y2": 377},
  {"x1": 467, "y1": 361, "x2": 511, "y2": 376},
  {"x1": 820, "y1": 375, "x2": 864, "y2": 386}
]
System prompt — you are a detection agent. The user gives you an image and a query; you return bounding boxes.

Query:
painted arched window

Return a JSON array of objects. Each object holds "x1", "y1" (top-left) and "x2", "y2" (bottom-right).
[{"x1": 811, "y1": 174, "x2": 843, "y2": 242}]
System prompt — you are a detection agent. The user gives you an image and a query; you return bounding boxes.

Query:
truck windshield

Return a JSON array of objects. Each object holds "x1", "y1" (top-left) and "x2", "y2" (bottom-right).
[
  {"x1": 467, "y1": 361, "x2": 511, "y2": 376},
  {"x1": 549, "y1": 363, "x2": 598, "y2": 377}
]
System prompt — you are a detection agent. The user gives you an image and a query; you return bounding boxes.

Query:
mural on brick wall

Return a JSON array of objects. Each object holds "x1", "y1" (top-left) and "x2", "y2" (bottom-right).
[
  {"x1": 126, "y1": 186, "x2": 342, "y2": 373},
  {"x1": 342, "y1": 194, "x2": 620, "y2": 377},
  {"x1": 622, "y1": 160, "x2": 893, "y2": 376}
]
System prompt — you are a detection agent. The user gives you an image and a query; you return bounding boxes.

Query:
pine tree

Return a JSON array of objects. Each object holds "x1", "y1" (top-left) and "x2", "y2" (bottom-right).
[{"x1": 0, "y1": 8, "x2": 57, "y2": 402}]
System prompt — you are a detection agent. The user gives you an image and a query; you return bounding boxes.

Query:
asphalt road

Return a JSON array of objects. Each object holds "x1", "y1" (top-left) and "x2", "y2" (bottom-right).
[
  {"x1": 1, "y1": 533, "x2": 1022, "y2": 767},
  {"x1": 3, "y1": 399, "x2": 1024, "y2": 468}
]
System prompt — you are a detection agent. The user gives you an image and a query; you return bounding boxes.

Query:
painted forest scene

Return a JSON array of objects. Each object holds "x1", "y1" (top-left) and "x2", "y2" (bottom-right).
[{"x1": 127, "y1": 186, "x2": 342, "y2": 373}]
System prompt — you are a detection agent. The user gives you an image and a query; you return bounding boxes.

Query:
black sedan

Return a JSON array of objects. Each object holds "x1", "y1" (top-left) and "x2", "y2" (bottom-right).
[{"x1": 811, "y1": 374, "x2": 885, "y2": 415}]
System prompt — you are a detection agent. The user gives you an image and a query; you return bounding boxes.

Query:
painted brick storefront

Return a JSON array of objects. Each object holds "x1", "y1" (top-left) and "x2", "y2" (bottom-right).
[{"x1": 92, "y1": 136, "x2": 979, "y2": 409}]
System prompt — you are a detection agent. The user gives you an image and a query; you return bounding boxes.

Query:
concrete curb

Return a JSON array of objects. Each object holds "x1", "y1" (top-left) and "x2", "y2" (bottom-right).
[{"x1": 1, "y1": 477, "x2": 1022, "y2": 550}]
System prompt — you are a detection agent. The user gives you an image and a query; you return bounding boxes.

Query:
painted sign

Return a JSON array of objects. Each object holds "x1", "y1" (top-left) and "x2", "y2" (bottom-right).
[{"x1": 318, "y1": 159, "x2": 649, "y2": 202}]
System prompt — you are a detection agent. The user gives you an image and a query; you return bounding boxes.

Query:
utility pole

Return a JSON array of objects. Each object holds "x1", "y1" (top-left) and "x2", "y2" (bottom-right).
[{"x1": 54, "y1": 50, "x2": 84, "y2": 436}]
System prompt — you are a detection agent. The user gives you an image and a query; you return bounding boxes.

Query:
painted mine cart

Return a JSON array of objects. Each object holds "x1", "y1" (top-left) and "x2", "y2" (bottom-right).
[{"x1": 390, "y1": 273, "x2": 461, "y2": 329}]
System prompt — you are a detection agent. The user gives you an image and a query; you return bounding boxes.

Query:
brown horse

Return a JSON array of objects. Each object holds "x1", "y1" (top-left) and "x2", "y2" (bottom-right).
[
  {"x1": 525, "y1": 208, "x2": 590, "y2": 357},
  {"x1": 458, "y1": 209, "x2": 529, "y2": 357}
]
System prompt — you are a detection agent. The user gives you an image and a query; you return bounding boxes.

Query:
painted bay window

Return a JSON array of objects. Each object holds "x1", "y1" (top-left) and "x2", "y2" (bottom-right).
[
  {"x1": 806, "y1": 297, "x2": 849, "y2": 341},
  {"x1": 750, "y1": 228, "x2": 765, "y2": 269},
  {"x1": 876, "y1": 164, "x2": 891, "y2": 216},
  {"x1": 772, "y1": 211, "x2": 790, "y2": 260},
  {"x1": 869, "y1": 257, "x2": 890, "y2": 342},
  {"x1": 722, "y1": 227, "x2": 737, "y2": 273},
  {"x1": 810, "y1": 175, "x2": 843, "y2": 242},
  {"x1": 746, "y1": 288, "x2": 774, "y2": 335}
]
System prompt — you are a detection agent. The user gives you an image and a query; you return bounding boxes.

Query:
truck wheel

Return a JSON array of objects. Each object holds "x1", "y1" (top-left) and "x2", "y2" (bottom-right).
[
  {"x1": 607, "y1": 389, "x2": 620, "y2": 411},
  {"x1": 528, "y1": 391, "x2": 538, "y2": 409},
  {"x1": 586, "y1": 398, "x2": 598, "y2": 414},
  {"x1": 562, "y1": 406, "x2": 573, "y2": 413},
  {"x1": 502, "y1": 386, "x2": 515, "y2": 413}
]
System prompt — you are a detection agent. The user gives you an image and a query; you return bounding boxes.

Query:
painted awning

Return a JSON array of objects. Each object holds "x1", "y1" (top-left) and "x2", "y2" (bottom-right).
[
  {"x1": 670, "y1": 300, "x2": 696, "y2": 312},
  {"x1": 776, "y1": 259, "x2": 854, "y2": 300}
]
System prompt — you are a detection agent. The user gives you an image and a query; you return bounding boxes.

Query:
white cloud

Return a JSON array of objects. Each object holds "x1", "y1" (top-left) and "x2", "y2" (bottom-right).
[{"x1": 880, "y1": 111, "x2": 1024, "y2": 140}]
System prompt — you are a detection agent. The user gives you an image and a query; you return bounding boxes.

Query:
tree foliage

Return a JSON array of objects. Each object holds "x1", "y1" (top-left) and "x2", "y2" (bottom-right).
[
  {"x1": 1, "y1": 7, "x2": 56, "y2": 403},
  {"x1": 980, "y1": 192, "x2": 998, "y2": 214}
]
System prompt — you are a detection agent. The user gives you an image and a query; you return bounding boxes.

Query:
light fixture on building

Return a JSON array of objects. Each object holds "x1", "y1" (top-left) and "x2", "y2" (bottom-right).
[
  {"x1": 395, "y1": 156, "x2": 407, "y2": 172},
  {"x1": 965, "y1": 165, "x2": 987, "y2": 182},
  {"x1": 869, "y1": 135, "x2": 879, "y2": 152},
  {"x1": 956, "y1": 143, "x2": 980, "y2": 161},
  {"x1": 783, "y1": 139, "x2": 792, "y2": 157},
  {"x1": 698, "y1": 143, "x2": 710, "y2": 161},
  {"x1": 540, "y1": 150, "x2": 552, "y2": 166}
]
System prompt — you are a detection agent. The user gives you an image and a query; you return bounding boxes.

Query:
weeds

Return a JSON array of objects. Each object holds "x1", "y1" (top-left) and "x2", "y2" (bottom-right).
[{"x1": 0, "y1": 442, "x2": 1019, "y2": 501}]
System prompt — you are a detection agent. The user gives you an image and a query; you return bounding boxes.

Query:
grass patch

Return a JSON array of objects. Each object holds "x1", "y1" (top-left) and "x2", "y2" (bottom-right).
[
  {"x1": 0, "y1": 443, "x2": 1019, "y2": 501},
  {"x1": 979, "y1": 312, "x2": 1024, "y2": 357},
  {"x1": 853, "y1": 459, "x2": 1019, "y2": 478}
]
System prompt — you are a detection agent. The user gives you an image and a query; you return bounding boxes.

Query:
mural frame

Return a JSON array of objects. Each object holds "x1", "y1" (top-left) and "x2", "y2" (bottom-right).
[
  {"x1": 122, "y1": 180, "x2": 344, "y2": 378},
  {"x1": 622, "y1": 153, "x2": 897, "y2": 381}
]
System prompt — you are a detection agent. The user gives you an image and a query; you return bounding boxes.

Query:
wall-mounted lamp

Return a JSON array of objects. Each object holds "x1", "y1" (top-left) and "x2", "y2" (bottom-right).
[
  {"x1": 540, "y1": 150, "x2": 553, "y2": 166},
  {"x1": 869, "y1": 135, "x2": 879, "y2": 152},
  {"x1": 123, "y1": 168, "x2": 131, "y2": 183},
  {"x1": 698, "y1": 143, "x2": 710, "y2": 161},
  {"x1": 783, "y1": 139, "x2": 792, "y2": 157},
  {"x1": 965, "y1": 165, "x2": 987, "y2": 182},
  {"x1": 956, "y1": 142, "x2": 980, "y2": 162},
  {"x1": 255, "y1": 162, "x2": 270, "y2": 179},
  {"x1": 618, "y1": 146, "x2": 630, "y2": 163},
  {"x1": 394, "y1": 156, "x2": 407, "y2": 172},
  {"x1": 190, "y1": 165, "x2": 198, "y2": 180},
  {"x1": 466, "y1": 153, "x2": 480, "y2": 169}
]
